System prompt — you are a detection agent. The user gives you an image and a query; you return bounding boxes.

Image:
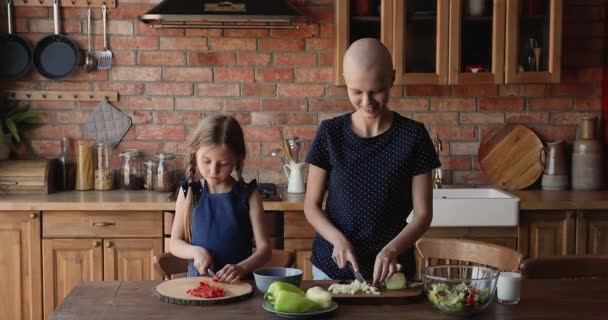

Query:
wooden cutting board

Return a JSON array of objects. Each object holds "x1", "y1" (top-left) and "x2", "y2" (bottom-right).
[
  {"x1": 478, "y1": 124, "x2": 544, "y2": 190},
  {"x1": 305, "y1": 281, "x2": 424, "y2": 305},
  {"x1": 155, "y1": 277, "x2": 253, "y2": 306}
]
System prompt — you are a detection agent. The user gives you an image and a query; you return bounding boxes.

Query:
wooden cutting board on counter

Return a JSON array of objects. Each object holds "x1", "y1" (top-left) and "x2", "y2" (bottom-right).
[
  {"x1": 155, "y1": 277, "x2": 253, "y2": 306},
  {"x1": 478, "y1": 124, "x2": 544, "y2": 191},
  {"x1": 306, "y1": 281, "x2": 424, "y2": 305}
]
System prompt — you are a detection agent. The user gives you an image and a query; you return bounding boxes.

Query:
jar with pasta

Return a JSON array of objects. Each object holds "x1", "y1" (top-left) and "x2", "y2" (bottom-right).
[
  {"x1": 94, "y1": 143, "x2": 113, "y2": 191},
  {"x1": 75, "y1": 141, "x2": 94, "y2": 191},
  {"x1": 154, "y1": 152, "x2": 177, "y2": 192}
]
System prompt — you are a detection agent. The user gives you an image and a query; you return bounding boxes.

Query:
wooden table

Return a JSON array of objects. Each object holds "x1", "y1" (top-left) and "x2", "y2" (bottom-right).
[{"x1": 50, "y1": 279, "x2": 606, "y2": 319}]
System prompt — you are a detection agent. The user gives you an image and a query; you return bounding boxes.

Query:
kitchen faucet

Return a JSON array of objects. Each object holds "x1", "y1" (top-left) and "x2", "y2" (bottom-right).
[{"x1": 433, "y1": 133, "x2": 443, "y2": 189}]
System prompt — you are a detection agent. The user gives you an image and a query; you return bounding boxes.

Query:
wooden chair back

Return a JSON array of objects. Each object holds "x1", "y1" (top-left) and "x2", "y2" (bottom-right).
[
  {"x1": 415, "y1": 238, "x2": 523, "y2": 271},
  {"x1": 520, "y1": 255, "x2": 608, "y2": 279},
  {"x1": 153, "y1": 249, "x2": 295, "y2": 279}
]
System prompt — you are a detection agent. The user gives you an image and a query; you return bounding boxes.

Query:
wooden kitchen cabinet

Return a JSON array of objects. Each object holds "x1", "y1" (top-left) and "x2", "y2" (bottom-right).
[
  {"x1": 576, "y1": 210, "x2": 608, "y2": 255},
  {"x1": 103, "y1": 239, "x2": 163, "y2": 281},
  {"x1": 0, "y1": 211, "x2": 41, "y2": 320},
  {"x1": 518, "y1": 210, "x2": 576, "y2": 258}
]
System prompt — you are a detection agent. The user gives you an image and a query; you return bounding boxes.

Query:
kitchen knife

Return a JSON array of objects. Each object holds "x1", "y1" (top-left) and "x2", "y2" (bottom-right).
[
  {"x1": 207, "y1": 268, "x2": 218, "y2": 279},
  {"x1": 347, "y1": 262, "x2": 367, "y2": 284}
]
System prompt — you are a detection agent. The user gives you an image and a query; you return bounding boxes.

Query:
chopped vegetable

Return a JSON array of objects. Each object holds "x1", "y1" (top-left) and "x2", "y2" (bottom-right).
[
  {"x1": 264, "y1": 282, "x2": 306, "y2": 303},
  {"x1": 427, "y1": 282, "x2": 490, "y2": 313},
  {"x1": 328, "y1": 280, "x2": 380, "y2": 295},
  {"x1": 264, "y1": 282, "x2": 321, "y2": 313},
  {"x1": 306, "y1": 286, "x2": 332, "y2": 308},
  {"x1": 384, "y1": 272, "x2": 407, "y2": 290},
  {"x1": 186, "y1": 281, "x2": 225, "y2": 298}
]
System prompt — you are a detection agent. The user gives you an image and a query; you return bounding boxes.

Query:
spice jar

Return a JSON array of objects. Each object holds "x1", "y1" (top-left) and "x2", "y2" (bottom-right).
[
  {"x1": 144, "y1": 160, "x2": 155, "y2": 191},
  {"x1": 118, "y1": 149, "x2": 144, "y2": 190},
  {"x1": 94, "y1": 143, "x2": 113, "y2": 191},
  {"x1": 75, "y1": 141, "x2": 94, "y2": 191},
  {"x1": 154, "y1": 153, "x2": 177, "y2": 192}
]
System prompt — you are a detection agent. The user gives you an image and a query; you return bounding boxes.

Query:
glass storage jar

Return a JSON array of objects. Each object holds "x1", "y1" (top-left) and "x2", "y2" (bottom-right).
[
  {"x1": 75, "y1": 141, "x2": 94, "y2": 191},
  {"x1": 144, "y1": 160, "x2": 155, "y2": 191},
  {"x1": 154, "y1": 153, "x2": 177, "y2": 192},
  {"x1": 118, "y1": 149, "x2": 144, "y2": 190},
  {"x1": 94, "y1": 143, "x2": 113, "y2": 191}
]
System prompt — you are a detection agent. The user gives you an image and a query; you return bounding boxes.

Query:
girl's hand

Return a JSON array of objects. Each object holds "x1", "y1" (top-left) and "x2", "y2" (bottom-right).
[
  {"x1": 372, "y1": 248, "x2": 402, "y2": 287},
  {"x1": 216, "y1": 264, "x2": 245, "y2": 282},
  {"x1": 193, "y1": 247, "x2": 214, "y2": 276},
  {"x1": 331, "y1": 239, "x2": 360, "y2": 273}
]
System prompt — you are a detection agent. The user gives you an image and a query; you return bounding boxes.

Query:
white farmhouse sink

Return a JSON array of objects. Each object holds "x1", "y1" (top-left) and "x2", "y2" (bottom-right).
[{"x1": 407, "y1": 188, "x2": 519, "y2": 227}]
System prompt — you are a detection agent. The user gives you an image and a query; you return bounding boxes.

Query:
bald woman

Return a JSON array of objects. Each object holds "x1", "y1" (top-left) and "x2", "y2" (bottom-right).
[{"x1": 304, "y1": 38, "x2": 440, "y2": 286}]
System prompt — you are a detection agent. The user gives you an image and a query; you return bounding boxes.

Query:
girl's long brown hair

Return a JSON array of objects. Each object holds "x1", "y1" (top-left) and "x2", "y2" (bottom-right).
[{"x1": 183, "y1": 115, "x2": 246, "y2": 243}]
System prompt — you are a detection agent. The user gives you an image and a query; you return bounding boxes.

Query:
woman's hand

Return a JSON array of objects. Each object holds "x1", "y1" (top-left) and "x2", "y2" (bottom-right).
[
  {"x1": 372, "y1": 248, "x2": 402, "y2": 287},
  {"x1": 331, "y1": 239, "x2": 360, "y2": 272},
  {"x1": 193, "y1": 247, "x2": 214, "y2": 276},
  {"x1": 216, "y1": 264, "x2": 245, "y2": 282}
]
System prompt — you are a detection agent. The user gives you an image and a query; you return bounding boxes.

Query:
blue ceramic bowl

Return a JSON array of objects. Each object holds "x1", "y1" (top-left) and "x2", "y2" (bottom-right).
[{"x1": 253, "y1": 267, "x2": 303, "y2": 293}]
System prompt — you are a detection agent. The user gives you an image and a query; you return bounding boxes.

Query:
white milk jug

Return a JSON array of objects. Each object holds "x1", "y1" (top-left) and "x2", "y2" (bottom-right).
[{"x1": 283, "y1": 162, "x2": 306, "y2": 193}]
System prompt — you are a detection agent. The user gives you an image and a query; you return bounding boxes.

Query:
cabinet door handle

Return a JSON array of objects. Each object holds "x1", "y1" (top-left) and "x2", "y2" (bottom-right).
[
  {"x1": 30, "y1": 213, "x2": 37, "y2": 219},
  {"x1": 93, "y1": 241, "x2": 100, "y2": 247},
  {"x1": 105, "y1": 242, "x2": 113, "y2": 248},
  {"x1": 92, "y1": 221, "x2": 115, "y2": 227}
]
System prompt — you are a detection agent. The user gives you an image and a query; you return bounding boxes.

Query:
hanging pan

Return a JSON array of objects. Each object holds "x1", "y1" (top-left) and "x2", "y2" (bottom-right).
[
  {"x1": 0, "y1": 0, "x2": 33, "y2": 80},
  {"x1": 33, "y1": 0, "x2": 80, "y2": 80}
]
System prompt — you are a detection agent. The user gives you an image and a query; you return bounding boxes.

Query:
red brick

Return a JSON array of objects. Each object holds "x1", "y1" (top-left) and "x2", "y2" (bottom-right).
[
  {"x1": 299, "y1": 6, "x2": 334, "y2": 21},
  {"x1": 271, "y1": 23, "x2": 320, "y2": 38},
  {"x1": 224, "y1": 98, "x2": 260, "y2": 111},
  {"x1": 135, "y1": 22, "x2": 185, "y2": 36},
  {"x1": 46, "y1": 82, "x2": 92, "y2": 91},
  {"x1": 224, "y1": 28, "x2": 269, "y2": 37},
  {"x1": 160, "y1": 142, "x2": 189, "y2": 155},
  {"x1": 527, "y1": 98, "x2": 573, "y2": 111},
  {"x1": 274, "y1": 53, "x2": 317, "y2": 66},
  {"x1": 12, "y1": 19, "x2": 27, "y2": 33},
  {"x1": 113, "y1": 51, "x2": 137, "y2": 66},
  {"x1": 238, "y1": 53, "x2": 272, "y2": 66},
  {"x1": 574, "y1": 98, "x2": 602, "y2": 111},
  {"x1": 431, "y1": 127, "x2": 476, "y2": 141},
  {"x1": 452, "y1": 85, "x2": 498, "y2": 97},
  {"x1": 405, "y1": 85, "x2": 451, "y2": 96},
  {"x1": 479, "y1": 98, "x2": 525, "y2": 111},
  {"x1": 175, "y1": 98, "x2": 223, "y2": 111},
  {"x1": 156, "y1": 112, "x2": 203, "y2": 125},
  {"x1": 390, "y1": 98, "x2": 430, "y2": 111},
  {"x1": 14, "y1": 6, "x2": 48, "y2": 17},
  {"x1": 215, "y1": 68, "x2": 254, "y2": 82},
  {"x1": 294, "y1": 68, "x2": 333, "y2": 82},
  {"x1": 326, "y1": 86, "x2": 348, "y2": 97},
  {"x1": 506, "y1": 112, "x2": 550, "y2": 124},
  {"x1": 548, "y1": 83, "x2": 596, "y2": 97},
  {"x1": 129, "y1": 111, "x2": 153, "y2": 124},
  {"x1": 431, "y1": 98, "x2": 476, "y2": 111},
  {"x1": 111, "y1": 67, "x2": 161, "y2": 81},
  {"x1": 256, "y1": 68, "x2": 294, "y2": 82},
  {"x1": 136, "y1": 125, "x2": 185, "y2": 140},
  {"x1": 222, "y1": 112, "x2": 251, "y2": 125},
  {"x1": 160, "y1": 38, "x2": 208, "y2": 50},
  {"x1": 105, "y1": 4, "x2": 151, "y2": 19},
  {"x1": 390, "y1": 86, "x2": 404, "y2": 97},
  {"x1": 243, "y1": 127, "x2": 282, "y2": 142},
  {"x1": 415, "y1": 112, "x2": 459, "y2": 125},
  {"x1": 164, "y1": 68, "x2": 213, "y2": 82},
  {"x1": 185, "y1": 29, "x2": 223, "y2": 37},
  {"x1": 259, "y1": 39, "x2": 305, "y2": 51},
  {"x1": 251, "y1": 113, "x2": 273, "y2": 126},
  {"x1": 93, "y1": 21, "x2": 134, "y2": 36},
  {"x1": 278, "y1": 84, "x2": 324, "y2": 97},
  {"x1": 498, "y1": 84, "x2": 546, "y2": 97},
  {"x1": 146, "y1": 83, "x2": 193, "y2": 96},
  {"x1": 56, "y1": 111, "x2": 92, "y2": 123},
  {"x1": 31, "y1": 140, "x2": 60, "y2": 156},
  {"x1": 286, "y1": 127, "x2": 319, "y2": 140},
  {"x1": 94, "y1": 83, "x2": 145, "y2": 95},
  {"x1": 31, "y1": 125, "x2": 82, "y2": 139},
  {"x1": 258, "y1": 169, "x2": 287, "y2": 185},
  {"x1": 116, "y1": 140, "x2": 164, "y2": 154},
  {"x1": 30, "y1": 101, "x2": 77, "y2": 110},
  {"x1": 0, "y1": 80, "x2": 38, "y2": 90},
  {"x1": 128, "y1": 97, "x2": 174, "y2": 111},
  {"x1": 440, "y1": 156, "x2": 471, "y2": 170},
  {"x1": 305, "y1": 38, "x2": 333, "y2": 51},
  {"x1": 262, "y1": 99, "x2": 308, "y2": 111},
  {"x1": 247, "y1": 142, "x2": 262, "y2": 157},
  {"x1": 29, "y1": 20, "x2": 80, "y2": 33},
  {"x1": 529, "y1": 126, "x2": 577, "y2": 141},
  {"x1": 272, "y1": 113, "x2": 318, "y2": 126},
  {"x1": 243, "y1": 84, "x2": 276, "y2": 96},
  {"x1": 450, "y1": 142, "x2": 480, "y2": 155},
  {"x1": 60, "y1": 68, "x2": 108, "y2": 82},
  {"x1": 197, "y1": 84, "x2": 239, "y2": 97},
  {"x1": 139, "y1": 52, "x2": 186, "y2": 66},
  {"x1": 110, "y1": 36, "x2": 159, "y2": 50},
  {"x1": 319, "y1": 53, "x2": 333, "y2": 66},
  {"x1": 320, "y1": 23, "x2": 335, "y2": 38},
  {"x1": 209, "y1": 38, "x2": 257, "y2": 51},
  {"x1": 453, "y1": 171, "x2": 491, "y2": 185},
  {"x1": 550, "y1": 112, "x2": 600, "y2": 125},
  {"x1": 308, "y1": 98, "x2": 352, "y2": 111},
  {"x1": 188, "y1": 53, "x2": 236, "y2": 66},
  {"x1": 460, "y1": 113, "x2": 504, "y2": 124}
]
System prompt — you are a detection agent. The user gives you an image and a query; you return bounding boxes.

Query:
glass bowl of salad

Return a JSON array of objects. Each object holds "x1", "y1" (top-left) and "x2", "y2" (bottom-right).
[{"x1": 422, "y1": 265, "x2": 498, "y2": 316}]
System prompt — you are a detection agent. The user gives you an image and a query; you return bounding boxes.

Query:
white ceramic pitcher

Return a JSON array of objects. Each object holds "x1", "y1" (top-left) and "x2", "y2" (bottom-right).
[{"x1": 283, "y1": 162, "x2": 306, "y2": 193}]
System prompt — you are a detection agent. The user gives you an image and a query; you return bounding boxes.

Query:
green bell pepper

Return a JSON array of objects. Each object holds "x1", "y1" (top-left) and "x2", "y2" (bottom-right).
[
  {"x1": 273, "y1": 289, "x2": 320, "y2": 313},
  {"x1": 264, "y1": 282, "x2": 306, "y2": 303}
]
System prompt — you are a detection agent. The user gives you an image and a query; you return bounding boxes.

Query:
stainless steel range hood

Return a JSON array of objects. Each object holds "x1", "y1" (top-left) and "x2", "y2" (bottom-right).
[{"x1": 139, "y1": 0, "x2": 306, "y2": 29}]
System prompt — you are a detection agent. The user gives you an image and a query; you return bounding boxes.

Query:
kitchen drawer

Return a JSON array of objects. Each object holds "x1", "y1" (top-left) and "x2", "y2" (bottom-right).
[
  {"x1": 284, "y1": 211, "x2": 316, "y2": 239},
  {"x1": 43, "y1": 211, "x2": 162, "y2": 238}
]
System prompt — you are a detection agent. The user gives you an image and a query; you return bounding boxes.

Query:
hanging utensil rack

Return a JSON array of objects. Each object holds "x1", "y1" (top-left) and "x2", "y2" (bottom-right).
[
  {"x1": 1, "y1": 90, "x2": 118, "y2": 101},
  {"x1": 13, "y1": 0, "x2": 116, "y2": 8}
]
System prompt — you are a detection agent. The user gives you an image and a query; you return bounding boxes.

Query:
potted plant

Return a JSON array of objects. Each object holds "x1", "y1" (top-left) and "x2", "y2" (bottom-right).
[{"x1": 0, "y1": 98, "x2": 42, "y2": 160}]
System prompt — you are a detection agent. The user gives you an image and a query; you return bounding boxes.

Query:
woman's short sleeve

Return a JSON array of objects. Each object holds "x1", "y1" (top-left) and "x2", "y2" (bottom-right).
[
  {"x1": 306, "y1": 121, "x2": 331, "y2": 171},
  {"x1": 410, "y1": 124, "x2": 441, "y2": 176}
]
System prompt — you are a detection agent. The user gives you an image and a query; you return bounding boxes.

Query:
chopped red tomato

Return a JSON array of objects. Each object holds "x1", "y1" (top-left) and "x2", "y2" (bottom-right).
[
  {"x1": 466, "y1": 290, "x2": 476, "y2": 305},
  {"x1": 186, "y1": 281, "x2": 225, "y2": 298}
]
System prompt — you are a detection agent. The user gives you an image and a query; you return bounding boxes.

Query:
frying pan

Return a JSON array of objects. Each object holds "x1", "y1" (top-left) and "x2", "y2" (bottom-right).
[
  {"x1": 0, "y1": 0, "x2": 32, "y2": 80},
  {"x1": 33, "y1": 0, "x2": 80, "y2": 80}
]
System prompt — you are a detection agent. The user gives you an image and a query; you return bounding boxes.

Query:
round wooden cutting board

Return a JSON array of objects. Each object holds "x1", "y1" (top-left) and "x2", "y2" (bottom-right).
[
  {"x1": 478, "y1": 124, "x2": 544, "y2": 191},
  {"x1": 155, "y1": 277, "x2": 253, "y2": 306}
]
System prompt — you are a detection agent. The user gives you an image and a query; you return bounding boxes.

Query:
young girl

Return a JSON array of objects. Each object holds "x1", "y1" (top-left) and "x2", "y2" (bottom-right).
[{"x1": 171, "y1": 115, "x2": 271, "y2": 282}]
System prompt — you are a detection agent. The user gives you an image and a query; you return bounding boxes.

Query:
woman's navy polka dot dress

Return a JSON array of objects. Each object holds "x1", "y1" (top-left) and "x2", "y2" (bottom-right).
[{"x1": 306, "y1": 111, "x2": 441, "y2": 280}]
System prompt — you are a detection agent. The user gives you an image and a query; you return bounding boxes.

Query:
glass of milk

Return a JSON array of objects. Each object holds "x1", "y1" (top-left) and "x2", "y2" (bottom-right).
[{"x1": 496, "y1": 271, "x2": 521, "y2": 304}]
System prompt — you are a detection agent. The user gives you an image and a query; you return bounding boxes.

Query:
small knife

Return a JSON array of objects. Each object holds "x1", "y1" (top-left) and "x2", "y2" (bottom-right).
[
  {"x1": 207, "y1": 268, "x2": 218, "y2": 280},
  {"x1": 347, "y1": 262, "x2": 366, "y2": 284}
]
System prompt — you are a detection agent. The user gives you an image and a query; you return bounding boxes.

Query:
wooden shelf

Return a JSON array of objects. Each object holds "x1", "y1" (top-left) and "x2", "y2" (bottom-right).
[
  {"x1": 13, "y1": 0, "x2": 116, "y2": 8},
  {"x1": 2, "y1": 90, "x2": 119, "y2": 102},
  {"x1": 351, "y1": 16, "x2": 381, "y2": 22}
]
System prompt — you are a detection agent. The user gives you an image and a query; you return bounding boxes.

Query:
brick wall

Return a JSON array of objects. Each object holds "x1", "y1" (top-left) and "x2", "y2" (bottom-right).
[{"x1": 0, "y1": 0, "x2": 605, "y2": 186}]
